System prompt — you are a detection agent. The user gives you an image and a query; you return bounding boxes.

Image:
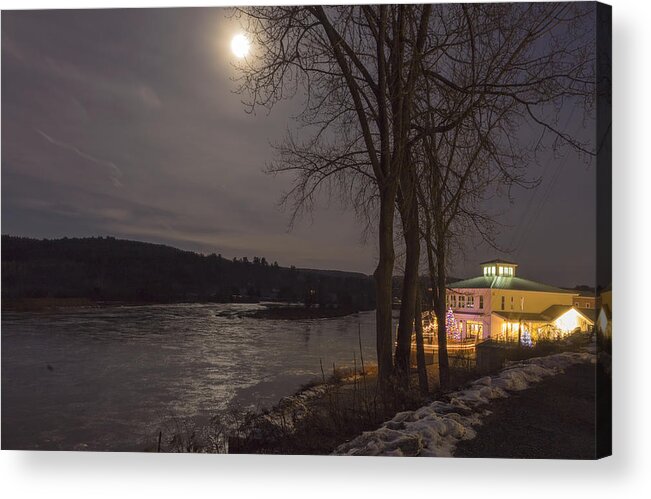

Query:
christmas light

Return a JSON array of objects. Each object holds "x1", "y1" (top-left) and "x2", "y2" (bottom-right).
[
  {"x1": 520, "y1": 326, "x2": 533, "y2": 347},
  {"x1": 446, "y1": 307, "x2": 461, "y2": 342}
]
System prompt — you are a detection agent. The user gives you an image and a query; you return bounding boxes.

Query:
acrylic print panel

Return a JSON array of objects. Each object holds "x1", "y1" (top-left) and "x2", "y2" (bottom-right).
[{"x1": 1, "y1": 2, "x2": 611, "y2": 458}]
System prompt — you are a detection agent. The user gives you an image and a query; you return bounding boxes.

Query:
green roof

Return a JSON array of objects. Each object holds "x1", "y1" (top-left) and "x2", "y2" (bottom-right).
[{"x1": 449, "y1": 276, "x2": 576, "y2": 294}]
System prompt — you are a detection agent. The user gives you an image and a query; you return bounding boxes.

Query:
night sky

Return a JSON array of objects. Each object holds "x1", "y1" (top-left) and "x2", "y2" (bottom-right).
[{"x1": 1, "y1": 7, "x2": 597, "y2": 288}]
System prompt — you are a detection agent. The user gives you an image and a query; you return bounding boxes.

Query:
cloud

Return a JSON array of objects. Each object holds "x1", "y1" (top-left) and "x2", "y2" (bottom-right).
[
  {"x1": 34, "y1": 128, "x2": 124, "y2": 188},
  {"x1": 3, "y1": 32, "x2": 162, "y2": 113},
  {"x1": 138, "y1": 85, "x2": 162, "y2": 108}
]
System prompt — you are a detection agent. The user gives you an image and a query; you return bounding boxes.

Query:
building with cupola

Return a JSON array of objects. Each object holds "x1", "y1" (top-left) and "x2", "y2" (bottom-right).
[{"x1": 443, "y1": 259, "x2": 595, "y2": 344}]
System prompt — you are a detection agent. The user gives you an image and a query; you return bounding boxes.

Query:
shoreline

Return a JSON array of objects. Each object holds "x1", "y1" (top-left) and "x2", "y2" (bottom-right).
[
  {"x1": 221, "y1": 340, "x2": 596, "y2": 456},
  {"x1": 2, "y1": 297, "x2": 260, "y2": 312},
  {"x1": 2, "y1": 297, "x2": 372, "y2": 321}
]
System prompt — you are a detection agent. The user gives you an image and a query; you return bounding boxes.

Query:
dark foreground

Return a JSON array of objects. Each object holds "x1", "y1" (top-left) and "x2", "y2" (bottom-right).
[{"x1": 455, "y1": 363, "x2": 596, "y2": 459}]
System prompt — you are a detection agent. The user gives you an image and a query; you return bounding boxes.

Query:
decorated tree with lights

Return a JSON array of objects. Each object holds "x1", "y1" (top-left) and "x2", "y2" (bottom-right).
[
  {"x1": 520, "y1": 327, "x2": 533, "y2": 348},
  {"x1": 446, "y1": 308, "x2": 461, "y2": 342}
]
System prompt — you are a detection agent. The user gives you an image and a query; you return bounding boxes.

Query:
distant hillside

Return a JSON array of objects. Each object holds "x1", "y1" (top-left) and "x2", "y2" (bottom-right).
[{"x1": 1, "y1": 235, "x2": 375, "y2": 309}]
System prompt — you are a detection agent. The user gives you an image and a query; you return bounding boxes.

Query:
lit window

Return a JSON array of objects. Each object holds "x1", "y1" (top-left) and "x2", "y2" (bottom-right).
[
  {"x1": 492, "y1": 266, "x2": 496, "y2": 276},
  {"x1": 520, "y1": 297, "x2": 525, "y2": 311}
]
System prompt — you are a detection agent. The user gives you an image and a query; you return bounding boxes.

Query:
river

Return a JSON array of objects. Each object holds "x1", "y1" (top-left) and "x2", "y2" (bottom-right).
[{"x1": 1, "y1": 303, "x2": 390, "y2": 451}]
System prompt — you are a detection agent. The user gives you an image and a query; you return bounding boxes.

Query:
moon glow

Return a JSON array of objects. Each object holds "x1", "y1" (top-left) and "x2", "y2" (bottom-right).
[{"x1": 231, "y1": 34, "x2": 250, "y2": 58}]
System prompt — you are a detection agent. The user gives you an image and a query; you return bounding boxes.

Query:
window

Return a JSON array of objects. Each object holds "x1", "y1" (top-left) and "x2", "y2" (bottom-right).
[
  {"x1": 575, "y1": 302, "x2": 579, "y2": 307},
  {"x1": 479, "y1": 296, "x2": 484, "y2": 309},
  {"x1": 501, "y1": 296, "x2": 505, "y2": 310},
  {"x1": 586, "y1": 303, "x2": 591, "y2": 308},
  {"x1": 492, "y1": 266, "x2": 496, "y2": 276},
  {"x1": 510, "y1": 296, "x2": 514, "y2": 310},
  {"x1": 459, "y1": 295, "x2": 465, "y2": 308},
  {"x1": 451, "y1": 295, "x2": 457, "y2": 308},
  {"x1": 520, "y1": 297, "x2": 525, "y2": 311},
  {"x1": 498, "y1": 266, "x2": 503, "y2": 276},
  {"x1": 467, "y1": 321, "x2": 483, "y2": 340},
  {"x1": 467, "y1": 296, "x2": 474, "y2": 308}
]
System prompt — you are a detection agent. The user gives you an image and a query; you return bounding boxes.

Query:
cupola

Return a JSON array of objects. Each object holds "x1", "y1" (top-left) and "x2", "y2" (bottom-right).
[{"x1": 480, "y1": 259, "x2": 518, "y2": 277}]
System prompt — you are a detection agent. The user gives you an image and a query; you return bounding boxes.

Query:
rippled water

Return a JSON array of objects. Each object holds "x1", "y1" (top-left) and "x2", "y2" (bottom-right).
[{"x1": 1, "y1": 303, "x2": 390, "y2": 451}]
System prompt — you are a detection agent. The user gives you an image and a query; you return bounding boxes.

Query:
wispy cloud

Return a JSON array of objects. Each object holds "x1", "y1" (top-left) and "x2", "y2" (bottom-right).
[
  {"x1": 34, "y1": 128, "x2": 124, "y2": 187},
  {"x1": 4, "y1": 33, "x2": 162, "y2": 111}
]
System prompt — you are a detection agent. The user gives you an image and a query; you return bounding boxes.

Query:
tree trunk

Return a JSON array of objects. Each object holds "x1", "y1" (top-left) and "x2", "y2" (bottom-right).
[
  {"x1": 424, "y1": 235, "x2": 450, "y2": 391},
  {"x1": 414, "y1": 285, "x2": 429, "y2": 396},
  {"x1": 374, "y1": 182, "x2": 398, "y2": 391},
  {"x1": 395, "y1": 175, "x2": 420, "y2": 390},
  {"x1": 435, "y1": 249, "x2": 450, "y2": 390}
]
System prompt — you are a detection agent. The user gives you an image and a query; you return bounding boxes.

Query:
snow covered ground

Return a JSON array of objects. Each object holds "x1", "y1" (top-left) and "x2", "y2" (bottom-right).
[{"x1": 333, "y1": 351, "x2": 595, "y2": 457}]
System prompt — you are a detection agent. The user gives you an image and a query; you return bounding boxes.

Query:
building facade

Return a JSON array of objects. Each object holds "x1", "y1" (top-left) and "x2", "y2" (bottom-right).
[
  {"x1": 573, "y1": 293, "x2": 600, "y2": 310},
  {"x1": 444, "y1": 260, "x2": 595, "y2": 343}
]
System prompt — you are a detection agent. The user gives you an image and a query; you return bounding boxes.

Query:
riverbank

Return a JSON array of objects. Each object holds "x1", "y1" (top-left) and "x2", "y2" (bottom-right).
[
  {"x1": 3, "y1": 298, "x2": 369, "y2": 320},
  {"x1": 224, "y1": 363, "x2": 443, "y2": 455},
  {"x1": 3, "y1": 297, "x2": 101, "y2": 311},
  {"x1": 212, "y1": 342, "x2": 597, "y2": 456},
  {"x1": 179, "y1": 356, "x2": 481, "y2": 455},
  {"x1": 2, "y1": 297, "x2": 260, "y2": 311}
]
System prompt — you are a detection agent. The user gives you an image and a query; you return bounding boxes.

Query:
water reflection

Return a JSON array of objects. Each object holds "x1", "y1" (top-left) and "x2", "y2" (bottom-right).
[{"x1": 1, "y1": 303, "x2": 386, "y2": 451}]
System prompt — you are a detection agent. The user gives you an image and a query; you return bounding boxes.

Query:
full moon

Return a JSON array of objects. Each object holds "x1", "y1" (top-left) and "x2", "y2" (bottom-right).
[{"x1": 231, "y1": 34, "x2": 250, "y2": 58}]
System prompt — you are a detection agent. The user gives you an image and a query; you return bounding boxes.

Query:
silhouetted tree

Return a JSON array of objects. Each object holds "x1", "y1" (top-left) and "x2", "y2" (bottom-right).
[
  {"x1": 409, "y1": 2, "x2": 595, "y2": 388},
  {"x1": 234, "y1": 5, "x2": 432, "y2": 390}
]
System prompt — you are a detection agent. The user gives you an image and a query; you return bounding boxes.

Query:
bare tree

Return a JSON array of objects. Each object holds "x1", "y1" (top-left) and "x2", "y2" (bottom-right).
[
  {"x1": 233, "y1": 3, "x2": 595, "y2": 394},
  {"x1": 233, "y1": 5, "x2": 432, "y2": 391},
  {"x1": 413, "y1": 283, "x2": 429, "y2": 395},
  {"x1": 409, "y1": 2, "x2": 595, "y2": 389}
]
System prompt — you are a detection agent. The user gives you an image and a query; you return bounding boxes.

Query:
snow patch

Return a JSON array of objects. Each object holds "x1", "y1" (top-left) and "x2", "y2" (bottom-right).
[{"x1": 333, "y1": 351, "x2": 594, "y2": 457}]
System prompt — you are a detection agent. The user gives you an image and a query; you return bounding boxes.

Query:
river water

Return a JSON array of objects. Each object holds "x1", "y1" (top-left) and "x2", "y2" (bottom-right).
[{"x1": 1, "y1": 303, "x2": 389, "y2": 451}]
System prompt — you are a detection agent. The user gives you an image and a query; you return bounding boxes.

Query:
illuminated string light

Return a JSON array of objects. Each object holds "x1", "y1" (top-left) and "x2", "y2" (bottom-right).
[{"x1": 446, "y1": 308, "x2": 461, "y2": 342}]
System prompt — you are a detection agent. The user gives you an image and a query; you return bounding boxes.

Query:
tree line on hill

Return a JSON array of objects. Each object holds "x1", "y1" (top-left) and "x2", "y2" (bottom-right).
[{"x1": 1, "y1": 235, "x2": 375, "y2": 310}]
